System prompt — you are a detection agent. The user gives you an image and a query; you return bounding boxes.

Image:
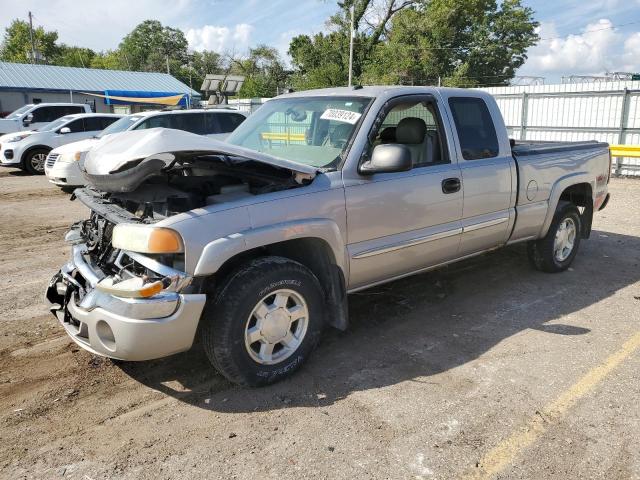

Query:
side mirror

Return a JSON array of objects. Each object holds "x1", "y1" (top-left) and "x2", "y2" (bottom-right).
[
  {"x1": 359, "y1": 144, "x2": 413, "y2": 175},
  {"x1": 59, "y1": 127, "x2": 71, "y2": 134},
  {"x1": 23, "y1": 113, "x2": 34, "y2": 126}
]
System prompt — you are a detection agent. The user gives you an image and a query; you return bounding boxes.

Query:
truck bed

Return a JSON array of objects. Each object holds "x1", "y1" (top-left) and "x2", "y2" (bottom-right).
[{"x1": 511, "y1": 140, "x2": 609, "y2": 156}]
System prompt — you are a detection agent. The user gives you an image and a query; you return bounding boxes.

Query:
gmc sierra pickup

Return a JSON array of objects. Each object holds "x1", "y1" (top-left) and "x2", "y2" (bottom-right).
[{"x1": 45, "y1": 86, "x2": 611, "y2": 386}]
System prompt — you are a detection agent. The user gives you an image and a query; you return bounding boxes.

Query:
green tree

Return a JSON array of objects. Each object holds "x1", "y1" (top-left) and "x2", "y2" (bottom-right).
[
  {"x1": 90, "y1": 50, "x2": 126, "y2": 70},
  {"x1": 362, "y1": 0, "x2": 538, "y2": 87},
  {"x1": 288, "y1": 0, "x2": 415, "y2": 89},
  {"x1": 289, "y1": 0, "x2": 538, "y2": 88},
  {"x1": 53, "y1": 45, "x2": 96, "y2": 67},
  {"x1": 172, "y1": 50, "x2": 222, "y2": 92},
  {"x1": 118, "y1": 20, "x2": 189, "y2": 74},
  {"x1": 0, "y1": 19, "x2": 59, "y2": 63},
  {"x1": 230, "y1": 45, "x2": 287, "y2": 97}
]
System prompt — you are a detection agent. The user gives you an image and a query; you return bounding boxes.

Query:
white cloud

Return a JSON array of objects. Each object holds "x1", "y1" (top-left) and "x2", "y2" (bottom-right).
[
  {"x1": 520, "y1": 19, "x2": 640, "y2": 78},
  {"x1": 0, "y1": 0, "x2": 194, "y2": 52},
  {"x1": 186, "y1": 23, "x2": 254, "y2": 53}
]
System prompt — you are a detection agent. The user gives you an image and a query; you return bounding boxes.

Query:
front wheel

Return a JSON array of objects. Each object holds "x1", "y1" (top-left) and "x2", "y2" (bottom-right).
[
  {"x1": 527, "y1": 202, "x2": 582, "y2": 273},
  {"x1": 23, "y1": 148, "x2": 49, "y2": 175},
  {"x1": 201, "y1": 256, "x2": 325, "y2": 386}
]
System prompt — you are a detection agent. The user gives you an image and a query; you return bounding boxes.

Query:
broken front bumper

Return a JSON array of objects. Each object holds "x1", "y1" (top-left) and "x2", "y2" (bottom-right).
[{"x1": 45, "y1": 243, "x2": 206, "y2": 361}]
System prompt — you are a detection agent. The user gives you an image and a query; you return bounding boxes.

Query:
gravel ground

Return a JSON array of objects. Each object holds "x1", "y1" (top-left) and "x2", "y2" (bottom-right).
[{"x1": 1, "y1": 169, "x2": 639, "y2": 480}]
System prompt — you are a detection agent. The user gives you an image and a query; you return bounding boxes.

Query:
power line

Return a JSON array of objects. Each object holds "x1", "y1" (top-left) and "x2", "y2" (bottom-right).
[{"x1": 536, "y1": 19, "x2": 640, "y2": 42}]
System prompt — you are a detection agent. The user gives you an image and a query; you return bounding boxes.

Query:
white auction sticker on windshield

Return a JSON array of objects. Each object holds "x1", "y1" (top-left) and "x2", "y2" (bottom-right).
[{"x1": 320, "y1": 109, "x2": 362, "y2": 124}]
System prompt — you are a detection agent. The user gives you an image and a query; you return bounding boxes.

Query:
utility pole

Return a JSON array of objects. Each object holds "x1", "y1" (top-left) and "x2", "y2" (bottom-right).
[
  {"x1": 166, "y1": 55, "x2": 170, "y2": 74},
  {"x1": 28, "y1": 11, "x2": 36, "y2": 64},
  {"x1": 348, "y1": 4, "x2": 355, "y2": 87}
]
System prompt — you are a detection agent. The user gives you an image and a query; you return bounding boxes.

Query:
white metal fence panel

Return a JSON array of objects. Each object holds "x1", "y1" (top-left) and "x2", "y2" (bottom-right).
[{"x1": 480, "y1": 81, "x2": 640, "y2": 176}]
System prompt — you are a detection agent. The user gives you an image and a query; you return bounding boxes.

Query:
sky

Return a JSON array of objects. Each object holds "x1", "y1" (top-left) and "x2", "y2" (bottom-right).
[{"x1": 1, "y1": 0, "x2": 640, "y2": 84}]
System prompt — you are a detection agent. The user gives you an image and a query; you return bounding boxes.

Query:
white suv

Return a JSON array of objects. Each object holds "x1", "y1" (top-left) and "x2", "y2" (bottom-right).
[
  {"x1": 0, "y1": 103, "x2": 92, "y2": 135},
  {"x1": 0, "y1": 113, "x2": 122, "y2": 174},
  {"x1": 45, "y1": 108, "x2": 247, "y2": 188}
]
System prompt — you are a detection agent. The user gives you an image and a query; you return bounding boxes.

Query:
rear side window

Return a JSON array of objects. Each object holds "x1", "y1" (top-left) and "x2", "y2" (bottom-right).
[
  {"x1": 448, "y1": 97, "x2": 499, "y2": 160},
  {"x1": 172, "y1": 113, "x2": 206, "y2": 135},
  {"x1": 135, "y1": 115, "x2": 172, "y2": 130},
  {"x1": 65, "y1": 118, "x2": 85, "y2": 132},
  {"x1": 84, "y1": 116, "x2": 118, "y2": 131},
  {"x1": 83, "y1": 117, "x2": 102, "y2": 131},
  {"x1": 100, "y1": 117, "x2": 119, "y2": 129},
  {"x1": 216, "y1": 113, "x2": 246, "y2": 133},
  {"x1": 135, "y1": 113, "x2": 206, "y2": 135}
]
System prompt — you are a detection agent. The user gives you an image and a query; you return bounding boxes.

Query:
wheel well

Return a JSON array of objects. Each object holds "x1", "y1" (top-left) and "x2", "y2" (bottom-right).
[
  {"x1": 21, "y1": 145, "x2": 51, "y2": 164},
  {"x1": 559, "y1": 183, "x2": 593, "y2": 238},
  {"x1": 210, "y1": 237, "x2": 348, "y2": 330},
  {"x1": 215, "y1": 237, "x2": 338, "y2": 288}
]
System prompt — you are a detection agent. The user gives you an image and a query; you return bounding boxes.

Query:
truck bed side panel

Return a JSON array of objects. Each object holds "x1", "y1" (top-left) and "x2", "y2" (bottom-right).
[{"x1": 509, "y1": 142, "x2": 610, "y2": 242}]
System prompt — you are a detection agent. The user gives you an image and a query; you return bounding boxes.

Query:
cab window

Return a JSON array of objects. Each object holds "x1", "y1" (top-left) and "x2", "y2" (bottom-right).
[
  {"x1": 448, "y1": 97, "x2": 499, "y2": 160},
  {"x1": 369, "y1": 98, "x2": 447, "y2": 167}
]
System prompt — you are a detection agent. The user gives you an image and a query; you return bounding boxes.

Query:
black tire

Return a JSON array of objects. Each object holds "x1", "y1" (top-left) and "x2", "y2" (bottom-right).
[
  {"x1": 527, "y1": 201, "x2": 582, "y2": 273},
  {"x1": 201, "y1": 256, "x2": 325, "y2": 386},
  {"x1": 23, "y1": 148, "x2": 49, "y2": 175}
]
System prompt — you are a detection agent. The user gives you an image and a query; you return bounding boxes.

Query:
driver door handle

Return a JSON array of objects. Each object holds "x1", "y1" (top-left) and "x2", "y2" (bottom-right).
[{"x1": 442, "y1": 177, "x2": 461, "y2": 194}]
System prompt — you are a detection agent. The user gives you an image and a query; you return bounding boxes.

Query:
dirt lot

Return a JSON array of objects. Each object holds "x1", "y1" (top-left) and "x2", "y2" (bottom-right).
[{"x1": 1, "y1": 169, "x2": 639, "y2": 480}]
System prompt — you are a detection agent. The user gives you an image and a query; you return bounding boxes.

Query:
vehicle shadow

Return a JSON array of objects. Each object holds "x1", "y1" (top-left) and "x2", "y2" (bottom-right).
[
  {"x1": 118, "y1": 229, "x2": 640, "y2": 412},
  {"x1": 0, "y1": 168, "x2": 29, "y2": 178}
]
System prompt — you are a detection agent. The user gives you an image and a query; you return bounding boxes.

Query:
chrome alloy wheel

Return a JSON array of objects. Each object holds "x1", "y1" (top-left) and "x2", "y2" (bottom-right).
[
  {"x1": 554, "y1": 217, "x2": 577, "y2": 262},
  {"x1": 30, "y1": 152, "x2": 48, "y2": 173},
  {"x1": 244, "y1": 289, "x2": 309, "y2": 365}
]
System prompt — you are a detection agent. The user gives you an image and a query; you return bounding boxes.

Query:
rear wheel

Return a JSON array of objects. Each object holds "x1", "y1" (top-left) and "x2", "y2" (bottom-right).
[
  {"x1": 201, "y1": 256, "x2": 324, "y2": 386},
  {"x1": 527, "y1": 202, "x2": 582, "y2": 273},
  {"x1": 23, "y1": 148, "x2": 49, "y2": 175}
]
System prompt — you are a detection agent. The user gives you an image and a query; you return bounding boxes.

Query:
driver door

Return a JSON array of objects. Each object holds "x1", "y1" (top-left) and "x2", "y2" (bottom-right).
[
  {"x1": 344, "y1": 95, "x2": 464, "y2": 290},
  {"x1": 55, "y1": 118, "x2": 87, "y2": 147}
]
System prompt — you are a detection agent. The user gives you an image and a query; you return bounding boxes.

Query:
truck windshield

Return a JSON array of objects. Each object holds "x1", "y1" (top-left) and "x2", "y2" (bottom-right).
[
  {"x1": 97, "y1": 115, "x2": 143, "y2": 138},
  {"x1": 5, "y1": 105, "x2": 32, "y2": 120},
  {"x1": 225, "y1": 96, "x2": 372, "y2": 169}
]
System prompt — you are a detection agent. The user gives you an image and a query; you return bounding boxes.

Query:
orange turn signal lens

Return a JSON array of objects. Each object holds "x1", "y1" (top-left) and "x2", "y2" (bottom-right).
[
  {"x1": 138, "y1": 280, "x2": 164, "y2": 298},
  {"x1": 148, "y1": 228, "x2": 183, "y2": 254}
]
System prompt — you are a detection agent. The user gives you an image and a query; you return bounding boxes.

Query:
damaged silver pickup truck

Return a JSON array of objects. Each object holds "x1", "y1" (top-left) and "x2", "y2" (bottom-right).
[{"x1": 46, "y1": 86, "x2": 611, "y2": 386}]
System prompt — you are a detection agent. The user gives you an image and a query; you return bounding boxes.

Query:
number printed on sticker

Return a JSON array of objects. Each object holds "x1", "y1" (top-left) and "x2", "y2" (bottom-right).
[{"x1": 320, "y1": 109, "x2": 362, "y2": 124}]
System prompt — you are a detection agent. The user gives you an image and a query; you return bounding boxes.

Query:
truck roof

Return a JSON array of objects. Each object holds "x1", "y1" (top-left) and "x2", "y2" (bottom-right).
[
  {"x1": 62, "y1": 113, "x2": 123, "y2": 119},
  {"x1": 24, "y1": 103, "x2": 89, "y2": 107},
  {"x1": 279, "y1": 85, "x2": 492, "y2": 99},
  {"x1": 131, "y1": 108, "x2": 246, "y2": 118}
]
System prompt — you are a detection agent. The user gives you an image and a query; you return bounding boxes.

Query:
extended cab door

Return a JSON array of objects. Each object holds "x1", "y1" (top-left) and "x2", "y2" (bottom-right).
[
  {"x1": 443, "y1": 94, "x2": 516, "y2": 256},
  {"x1": 343, "y1": 94, "x2": 463, "y2": 290}
]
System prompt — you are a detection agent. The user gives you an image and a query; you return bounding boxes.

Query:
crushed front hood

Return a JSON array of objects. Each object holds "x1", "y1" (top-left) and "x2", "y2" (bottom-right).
[
  {"x1": 53, "y1": 137, "x2": 99, "y2": 155},
  {"x1": 83, "y1": 128, "x2": 318, "y2": 178}
]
